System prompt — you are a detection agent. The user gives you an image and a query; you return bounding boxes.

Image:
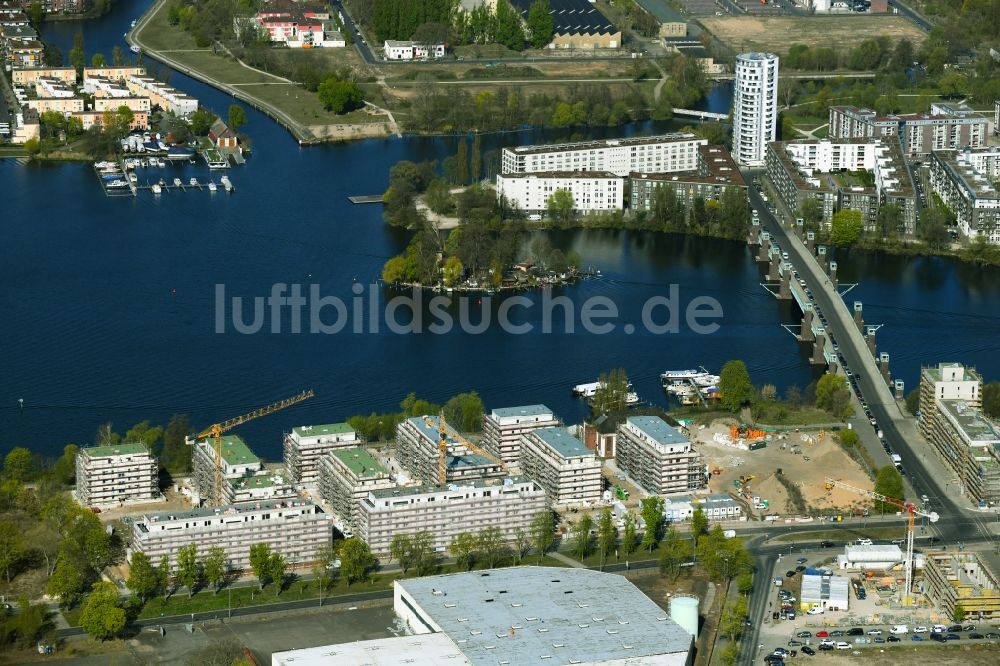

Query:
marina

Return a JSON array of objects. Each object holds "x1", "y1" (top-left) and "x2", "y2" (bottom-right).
[
  {"x1": 571, "y1": 381, "x2": 641, "y2": 406},
  {"x1": 661, "y1": 367, "x2": 722, "y2": 406}
]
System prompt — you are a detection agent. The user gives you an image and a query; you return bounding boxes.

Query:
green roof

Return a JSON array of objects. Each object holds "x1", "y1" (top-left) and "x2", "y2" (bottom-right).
[
  {"x1": 83, "y1": 442, "x2": 150, "y2": 458},
  {"x1": 293, "y1": 423, "x2": 354, "y2": 437},
  {"x1": 230, "y1": 473, "x2": 289, "y2": 489},
  {"x1": 210, "y1": 435, "x2": 260, "y2": 466},
  {"x1": 330, "y1": 447, "x2": 387, "y2": 478}
]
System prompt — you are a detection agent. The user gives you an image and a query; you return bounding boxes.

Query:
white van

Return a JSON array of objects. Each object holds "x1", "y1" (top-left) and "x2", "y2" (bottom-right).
[{"x1": 890, "y1": 625, "x2": 908, "y2": 634}]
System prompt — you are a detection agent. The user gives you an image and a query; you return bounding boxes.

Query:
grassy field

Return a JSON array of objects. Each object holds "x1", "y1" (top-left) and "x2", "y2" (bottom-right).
[
  {"x1": 700, "y1": 16, "x2": 926, "y2": 54},
  {"x1": 133, "y1": 3, "x2": 201, "y2": 53},
  {"x1": 773, "y1": 525, "x2": 906, "y2": 543}
]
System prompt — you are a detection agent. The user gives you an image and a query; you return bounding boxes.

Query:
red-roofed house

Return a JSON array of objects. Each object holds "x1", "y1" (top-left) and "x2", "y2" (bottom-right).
[{"x1": 208, "y1": 118, "x2": 238, "y2": 148}]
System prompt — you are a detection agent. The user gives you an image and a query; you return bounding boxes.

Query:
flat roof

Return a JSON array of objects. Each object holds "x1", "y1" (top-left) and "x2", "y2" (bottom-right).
[
  {"x1": 229, "y1": 472, "x2": 291, "y2": 490},
  {"x1": 498, "y1": 170, "x2": 622, "y2": 179},
  {"x1": 932, "y1": 150, "x2": 1000, "y2": 200},
  {"x1": 940, "y1": 400, "x2": 1000, "y2": 446},
  {"x1": 143, "y1": 499, "x2": 318, "y2": 523},
  {"x1": 82, "y1": 442, "x2": 149, "y2": 458},
  {"x1": 329, "y1": 447, "x2": 387, "y2": 477},
  {"x1": 631, "y1": 145, "x2": 746, "y2": 189},
  {"x1": 370, "y1": 476, "x2": 534, "y2": 500},
  {"x1": 199, "y1": 434, "x2": 260, "y2": 466},
  {"x1": 292, "y1": 423, "x2": 354, "y2": 438},
  {"x1": 398, "y1": 566, "x2": 691, "y2": 665},
  {"x1": 272, "y1": 633, "x2": 468, "y2": 666},
  {"x1": 627, "y1": 416, "x2": 689, "y2": 445},
  {"x1": 509, "y1": 0, "x2": 617, "y2": 34},
  {"x1": 531, "y1": 426, "x2": 592, "y2": 458},
  {"x1": 635, "y1": 0, "x2": 686, "y2": 23},
  {"x1": 507, "y1": 132, "x2": 702, "y2": 156},
  {"x1": 490, "y1": 404, "x2": 554, "y2": 419}
]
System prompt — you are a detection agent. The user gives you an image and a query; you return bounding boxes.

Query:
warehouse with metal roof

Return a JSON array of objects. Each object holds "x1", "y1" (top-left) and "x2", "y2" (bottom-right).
[{"x1": 509, "y1": 0, "x2": 622, "y2": 49}]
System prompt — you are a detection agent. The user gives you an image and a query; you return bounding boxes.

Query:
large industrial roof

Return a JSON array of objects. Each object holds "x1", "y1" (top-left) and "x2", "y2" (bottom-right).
[
  {"x1": 272, "y1": 632, "x2": 468, "y2": 666},
  {"x1": 531, "y1": 426, "x2": 592, "y2": 458},
  {"x1": 398, "y1": 567, "x2": 692, "y2": 665}
]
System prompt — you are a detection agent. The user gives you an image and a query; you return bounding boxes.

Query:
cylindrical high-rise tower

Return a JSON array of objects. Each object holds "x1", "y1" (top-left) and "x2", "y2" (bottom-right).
[{"x1": 733, "y1": 52, "x2": 779, "y2": 166}]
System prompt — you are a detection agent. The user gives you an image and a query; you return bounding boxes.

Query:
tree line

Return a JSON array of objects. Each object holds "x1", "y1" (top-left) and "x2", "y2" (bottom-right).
[{"x1": 345, "y1": 390, "x2": 485, "y2": 441}]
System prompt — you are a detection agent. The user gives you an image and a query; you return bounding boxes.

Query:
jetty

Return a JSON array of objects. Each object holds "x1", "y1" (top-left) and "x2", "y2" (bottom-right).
[{"x1": 348, "y1": 195, "x2": 384, "y2": 204}]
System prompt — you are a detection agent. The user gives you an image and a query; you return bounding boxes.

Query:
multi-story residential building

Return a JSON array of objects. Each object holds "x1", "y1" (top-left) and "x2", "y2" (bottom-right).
[
  {"x1": 130, "y1": 501, "x2": 332, "y2": 570},
  {"x1": 629, "y1": 144, "x2": 747, "y2": 211},
  {"x1": 501, "y1": 133, "x2": 707, "y2": 177},
  {"x1": 70, "y1": 110, "x2": 149, "y2": 131},
  {"x1": 930, "y1": 149, "x2": 1000, "y2": 243},
  {"x1": 26, "y1": 97, "x2": 84, "y2": 113},
  {"x1": 615, "y1": 416, "x2": 705, "y2": 496},
  {"x1": 923, "y1": 551, "x2": 1000, "y2": 621},
  {"x1": 732, "y1": 52, "x2": 778, "y2": 166},
  {"x1": 126, "y1": 76, "x2": 198, "y2": 116},
  {"x1": 395, "y1": 415, "x2": 505, "y2": 486},
  {"x1": 33, "y1": 77, "x2": 75, "y2": 98},
  {"x1": 75, "y1": 443, "x2": 158, "y2": 506},
  {"x1": 82, "y1": 66, "x2": 146, "y2": 81},
  {"x1": 92, "y1": 96, "x2": 151, "y2": 113},
  {"x1": 84, "y1": 76, "x2": 134, "y2": 98},
  {"x1": 11, "y1": 66, "x2": 76, "y2": 85},
  {"x1": 253, "y1": 3, "x2": 345, "y2": 48},
  {"x1": 318, "y1": 447, "x2": 394, "y2": 529},
  {"x1": 191, "y1": 434, "x2": 263, "y2": 502},
  {"x1": 480, "y1": 405, "x2": 561, "y2": 465},
  {"x1": 829, "y1": 103, "x2": 988, "y2": 157},
  {"x1": 520, "y1": 427, "x2": 603, "y2": 505},
  {"x1": 766, "y1": 139, "x2": 917, "y2": 235},
  {"x1": 225, "y1": 471, "x2": 297, "y2": 506},
  {"x1": 496, "y1": 171, "x2": 624, "y2": 214},
  {"x1": 355, "y1": 477, "x2": 546, "y2": 556},
  {"x1": 7, "y1": 40, "x2": 42, "y2": 68},
  {"x1": 918, "y1": 363, "x2": 1000, "y2": 506},
  {"x1": 283, "y1": 422, "x2": 362, "y2": 487}
]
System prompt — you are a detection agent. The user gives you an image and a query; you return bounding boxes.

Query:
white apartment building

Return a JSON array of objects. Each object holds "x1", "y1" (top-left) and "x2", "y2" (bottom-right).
[
  {"x1": 395, "y1": 415, "x2": 505, "y2": 486},
  {"x1": 383, "y1": 40, "x2": 446, "y2": 60},
  {"x1": 76, "y1": 443, "x2": 158, "y2": 506},
  {"x1": 225, "y1": 471, "x2": 297, "y2": 506},
  {"x1": 34, "y1": 77, "x2": 74, "y2": 98},
  {"x1": 284, "y1": 422, "x2": 362, "y2": 487},
  {"x1": 920, "y1": 362, "x2": 983, "y2": 407},
  {"x1": 318, "y1": 447, "x2": 394, "y2": 529},
  {"x1": 496, "y1": 171, "x2": 624, "y2": 213},
  {"x1": 480, "y1": 404, "x2": 561, "y2": 465},
  {"x1": 520, "y1": 427, "x2": 602, "y2": 505},
  {"x1": 83, "y1": 76, "x2": 132, "y2": 98},
  {"x1": 130, "y1": 501, "x2": 332, "y2": 570},
  {"x1": 732, "y1": 52, "x2": 779, "y2": 166},
  {"x1": 191, "y1": 434, "x2": 262, "y2": 503},
  {"x1": 930, "y1": 149, "x2": 1000, "y2": 243},
  {"x1": 501, "y1": 133, "x2": 706, "y2": 177},
  {"x1": 616, "y1": 416, "x2": 705, "y2": 496},
  {"x1": 126, "y1": 76, "x2": 198, "y2": 117},
  {"x1": 355, "y1": 477, "x2": 546, "y2": 556}
]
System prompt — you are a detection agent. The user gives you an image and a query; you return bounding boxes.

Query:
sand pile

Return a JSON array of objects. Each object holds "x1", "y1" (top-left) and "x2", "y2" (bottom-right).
[{"x1": 752, "y1": 472, "x2": 791, "y2": 513}]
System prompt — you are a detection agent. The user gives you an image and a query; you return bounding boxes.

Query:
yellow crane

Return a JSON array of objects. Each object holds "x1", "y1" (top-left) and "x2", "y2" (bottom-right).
[
  {"x1": 194, "y1": 390, "x2": 314, "y2": 506},
  {"x1": 825, "y1": 477, "x2": 939, "y2": 606},
  {"x1": 432, "y1": 412, "x2": 504, "y2": 487}
]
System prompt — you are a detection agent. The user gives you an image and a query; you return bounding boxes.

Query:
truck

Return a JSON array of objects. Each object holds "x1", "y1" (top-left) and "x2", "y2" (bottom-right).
[
  {"x1": 773, "y1": 577, "x2": 783, "y2": 586},
  {"x1": 890, "y1": 453, "x2": 902, "y2": 464}
]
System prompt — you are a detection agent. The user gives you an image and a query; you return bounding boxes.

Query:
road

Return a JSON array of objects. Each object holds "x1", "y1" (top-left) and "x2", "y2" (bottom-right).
[
  {"x1": 747, "y1": 177, "x2": 996, "y2": 551},
  {"x1": 888, "y1": 0, "x2": 934, "y2": 32}
]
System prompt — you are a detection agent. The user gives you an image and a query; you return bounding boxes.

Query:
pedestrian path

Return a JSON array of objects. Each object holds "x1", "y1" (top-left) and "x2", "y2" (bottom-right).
[{"x1": 547, "y1": 551, "x2": 586, "y2": 568}]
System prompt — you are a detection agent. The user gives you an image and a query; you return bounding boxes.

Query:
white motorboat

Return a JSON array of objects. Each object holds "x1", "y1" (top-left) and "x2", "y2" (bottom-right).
[{"x1": 208, "y1": 181, "x2": 217, "y2": 192}]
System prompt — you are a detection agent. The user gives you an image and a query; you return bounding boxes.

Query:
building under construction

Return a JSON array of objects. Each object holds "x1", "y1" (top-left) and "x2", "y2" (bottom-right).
[
  {"x1": 191, "y1": 435, "x2": 263, "y2": 503},
  {"x1": 284, "y1": 423, "x2": 362, "y2": 487},
  {"x1": 75, "y1": 443, "x2": 159, "y2": 507},
  {"x1": 225, "y1": 471, "x2": 297, "y2": 506},
  {"x1": 395, "y1": 416, "x2": 505, "y2": 486},
  {"x1": 355, "y1": 477, "x2": 546, "y2": 556},
  {"x1": 520, "y1": 427, "x2": 603, "y2": 505},
  {"x1": 318, "y1": 447, "x2": 394, "y2": 529},
  {"x1": 480, "y1": 404, "x2": 561, "y2": 465},
  {"x1": 923, "y1": 550, "x2": 1000, "y2": 621},
  {"x1": 615, "y1": 416, "x2": 705, "y2": 496}
]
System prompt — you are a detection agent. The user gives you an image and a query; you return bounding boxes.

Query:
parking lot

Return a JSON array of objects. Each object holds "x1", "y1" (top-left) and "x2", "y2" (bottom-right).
[{"x1": 674, "y1": 0, "x2": 729, "y2": 17}]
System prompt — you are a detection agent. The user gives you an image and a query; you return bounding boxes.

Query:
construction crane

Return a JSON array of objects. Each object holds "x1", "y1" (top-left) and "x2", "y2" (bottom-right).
[
  {"x1": 193, "y1": 390, "x2": 314, "y2": 506},
  {"x1": 432, "y1": 412, "x2": 505, "y2": 487},
  {"x1": 825, "y1": 478, "x2": 939, "y2": 605}
]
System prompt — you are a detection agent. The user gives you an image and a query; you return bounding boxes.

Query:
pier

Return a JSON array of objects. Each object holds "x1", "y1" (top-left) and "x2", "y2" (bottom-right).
[
  {"x1": 671, "y1": 108, "x2": 728, "y2": 121},
  {"x1": 348, "y1": 195, "x2": 384, "y2": 204}
]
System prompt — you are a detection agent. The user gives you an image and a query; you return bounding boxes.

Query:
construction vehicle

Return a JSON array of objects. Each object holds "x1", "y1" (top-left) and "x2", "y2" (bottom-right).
[
  {"x1": 825, "y1": 478, "x2": 939, "y2": 605},
  {"x1": 731, "y1": 424, "x2": 767, "y2": 443},
  {"x1": 710, "y1": 466, "x2": 723, "y2": 476},
  {"x1": 434, "y1": 412, "x2": 505, "y2": 487},
  {"x1": 193, "y1": 390, "x2": 314, "y2": 506},
  {"x1": 614, "y1": 485, "x2": 629, "y2": 500}
]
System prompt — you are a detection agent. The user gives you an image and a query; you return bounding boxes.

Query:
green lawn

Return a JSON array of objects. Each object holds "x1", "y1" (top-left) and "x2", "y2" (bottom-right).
[
  {"x1": 773, "y1": 525, "x2": 906, "y2": 543},
  {"x1": 133, "y1": 1, "x2": 201, "y2": 53},
  {"x1": 237, "y1": 83, "x2": 380, "y2": 126},
  {"x1": 165, "y1": 50, "x2": 286, "y2": 85}
]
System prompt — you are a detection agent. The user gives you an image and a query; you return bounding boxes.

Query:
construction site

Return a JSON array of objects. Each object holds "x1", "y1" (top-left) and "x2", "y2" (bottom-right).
[{"x1": 691, "y1": 419, "x2": 874, "y2": 517}]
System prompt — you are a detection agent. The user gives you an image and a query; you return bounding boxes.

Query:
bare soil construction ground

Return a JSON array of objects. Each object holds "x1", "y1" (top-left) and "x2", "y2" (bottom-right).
[
  {"x1": 699, "y1": 16, "x2": 926, "y2": 53},
  {"x1": 692, "y1": 420, "x2": 873, "y2": 516}
]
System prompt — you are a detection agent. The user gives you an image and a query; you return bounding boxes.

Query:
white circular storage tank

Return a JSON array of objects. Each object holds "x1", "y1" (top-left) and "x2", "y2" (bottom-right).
[{"x1": 669, "y1": 595, "x2": 699, "y2": 639}]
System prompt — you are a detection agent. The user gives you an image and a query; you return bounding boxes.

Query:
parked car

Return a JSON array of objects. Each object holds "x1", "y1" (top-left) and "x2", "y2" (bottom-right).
[
  {"x1": 772, "y1": 648, "x2": 789, "y2": 657},
  {"x1": 819, "y1": 639, "x2": 835, "y2": 647},
  {"x1": 873, "y1": 637, "x2": 885, "y2": 643},
  {"x1": 830, "y1": 630, "x2": 846, "y2": 637},
  {"x1": 931, "y1": 625, "x2": 947, "y2": 634},
  {"x1": 788, "y1": 639, "x2": 803, "y2": 647},
  {"x1": 930, "y1": 633, "x2": 946, "y2": 643},
  {"x1": 795, "y1": 565, "x2": 806, "y2": 572},
  {"x1": 847, "y1": 628, "x2": 864, "y2": 636},
  {"x1": 820, "y1": 540, "x2": 836, "y2": 548},
  {"x1": 818, "y1": 643, "x2": 834, "y2": 651},
  {"x1": 801, "y1": 645, "x2": 815, "y2": 655},
  {"x1": 969, "y1": 633, "x2": 985, "y2": 639},
  {"x1": 867, "y1": 629, "x2": 883, "y2": 635},
  {"x1": 797, "y1": 557, "x2": 808, "y2": 564},
  {"x1": 983, "y1": 632, "x2": 1000, "y2": 639},
  {"x1": 772, "y1": 611, "x2": 780, "y2": 620},
  {"x1": 816, "y1": 631, "x2": 829, "y2": 638},
  {"x1": 911, "y1": 635, "x2": 924, "y2": 641},
  {"x1": 796, "y1": 631, "x2": 812, "y2": 638},
  {"x1": 887, "y1": 636, "x2": 901, "y2": 642},
  {"x1": 945, "y1": 633, "x2": 961, "y2": 641},
  {"x1": 807, "y1": 607, "x2": 824, "y2": 615},
  {"x1": 963, "y1": 625, "x2": 976, "y2": 632},
  {"x1": 786, "y1": 570, "x2": 796, "y2": 577},
  {"x1": 835, "y1": 642, "x2": 851, "y2": 650},
  {"x1": 914, "y1": 626, "x2": 928, "y2": 633},
  {"x1": 947, "y1": 625, "x2": 962, "y2": 632}
]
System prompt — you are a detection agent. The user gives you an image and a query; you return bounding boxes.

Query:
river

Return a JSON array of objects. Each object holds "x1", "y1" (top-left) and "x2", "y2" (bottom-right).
[{"x1": 1, "y1": 1, "x2": 997, "y2": 460}]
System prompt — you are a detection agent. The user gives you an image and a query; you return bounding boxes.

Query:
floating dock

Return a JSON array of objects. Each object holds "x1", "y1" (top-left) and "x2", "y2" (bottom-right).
[{"x1": 348, "y1": 195, "x2": 384, "y2": 204}]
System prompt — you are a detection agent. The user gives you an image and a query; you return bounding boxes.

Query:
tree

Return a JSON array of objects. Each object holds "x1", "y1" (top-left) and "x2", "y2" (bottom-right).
[
  {"x1": 873, "y1": 465, "x2": 904, "y2": 513},
  {"x1": 390, "y1": 534, "x2": 413, "y2": 573},
  {"x1": 450, "y1": 532, "x2": 478, "y2": 571},
  {"x1": 91, "y1": 52, "x2": 105, "y2": 67},
  {"x1": 719, "y1": 360, "x2": 754, "y2": 412},
  {"x1": 158, "y1": 556, "x2": 172, "y2": 599},
  {"x1": 983, "y1": 382, "x2": 1000, "y2": 419},
  {"x1": 615, "y1": 512, "x2": 636, "y2": 559},
  {"x1": 494, "y1": 0, "x2": 526, "y2": 50},
  {"x1": 203, "y1": 545, "x2": 228, "y2": 593},
  {"x1": 597, "y1": 507, "x2": 617, "y2": 568},
  {"x1": 111, "y1": 45, "x2": 124, "y2": 66},
  {"x1": 410, "y1": 531, "x2": 438, "y2": 576},
  {"x1": 10, "y1": 596, "x2": 45, "y2": 648},
  {"x1": 268, "y1": 553, "x2": 287, "y2": 595},
  {"x1": 27, "y1": 1, "x2": 43, "y2": 26},
  {"x1": 478, "y1": 527, "x2": 508, "y2": 568},
  {"x1": 513, "y1": 528, "x2": 532, "y2": 564},
  {"x1": 317, "y1": 77, "x2": 364, "y2": 114},
  {"x1": 69, "y1": 29, "x2": 85, "y2": 74},
  {"x1": 546, "y1": 189, "x2": 575, "y2": 225},
  {"x1": 228, "y1": 104, "x2": 247, "y2": 132},
  {"x1": 838, "y1": 428, "x2": 859, "y2": 449},
  {"x1": 79, "y1": 582, "x2": 126, "y2": 640},
  {"x1": 691, "y1": 505, "x2": 709, "y2": 540},
  {"x1": 527, "y1": 0, "x2": 554, "y2": 48},
  {"x1": 659, "y1": 526, "x2": 692, "y2": 579},
  {"x1": 456, "y1": 136, "x2": 468, "y2": 184},
  {"x1": 530, "y1": 510, "x2": 555, "y2": 562},
  {"x1": 443, "y1": 255, "x2": 464, "y2": 286},
  {"x1": 176, "y1": 543, "x2": 200, "y2": 596},
  {"x1": 249, "y1": 543, "x2": 273, "y2": 589},
  {"x1": 125, "y1": 420, "x2": 163, "y2": 451},
  {"x1": 470, "y1": 133, "x2": 482, "y2": 182},
  {"x1": 127, "y1": 552, "x2": 159, "y2": 603},
  {"x1": 719, "y1": 595, "x2": 749, "y2": 642},
  {"x1": 443, "y1": 391, "x2": 484, "y2": 432},
  {"x1": 571, "y1": 515, "x2": 593, "y2": 559},
  {"x1": 591, "y1": 368, "x2": 630, "y2": 416},
  {"x1": 799, "y1": 198, "x2": 824, "y2": 231},
  {"x1": 905, "y1": 388, "x2": 921, "y2": 415},
  {"x1": 830, "y1": 209, "x2": 864, "y2": 247},
  {"x1": 815, "y1": 373, "x2": 853, "y2": 419},
  {"x1": 188, "y1": 108, "x2": 217, "y2": 136},
  {"x1": 51, "y1": 444, "x2": 79, "y2": 485},
  {"x1": 0, "y1": 521, "x2": 26, "y2": 583},
  {"x1": 48, "y1": 552, "x2": 85, "y2": 605},
  {"x1": 339, "y1": 538, "x2": 375, "y2": 586},
  {"x1": 640, "y1": 497, "x2": 665, "y2": 552},
  {"x1": 3, "y1": 447, "x2": 33, "y2": 481},
  {"x1": 952, "y1": 603, "x2": 967, "y2": 623},
  {"x1": 918, "y1": 206, "x2": 952, "y2": 249}
]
